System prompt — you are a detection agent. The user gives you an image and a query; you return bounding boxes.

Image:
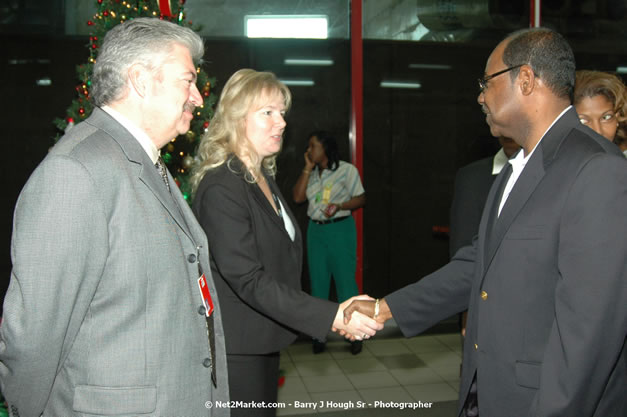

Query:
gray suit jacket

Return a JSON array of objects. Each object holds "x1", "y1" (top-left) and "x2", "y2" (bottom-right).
[
  {"x1": 387, "y1": 108, "x2": 627, "y2": 417},
  {"x1": 0, "y1": 108, "x2": 229, "y2": 416}
]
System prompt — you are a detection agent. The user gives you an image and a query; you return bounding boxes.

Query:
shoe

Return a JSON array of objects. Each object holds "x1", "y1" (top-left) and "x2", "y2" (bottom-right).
[
  {"x1": 350, "y1": 340, "x2": 362, "y2": 355},
  {"x1": 312, "y1": 339, "x2": 326, "y2": 354}
]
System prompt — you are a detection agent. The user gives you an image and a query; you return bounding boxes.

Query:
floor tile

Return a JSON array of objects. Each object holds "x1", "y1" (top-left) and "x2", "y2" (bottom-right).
[
  {"x1": 446, "y1": 379, "x2": 461, "y2": 393},
  {"x1": 418, "y1": 351, "x2": 462, "y2": 369},
  {"x1": 377, "y1": 353, "x2": 426, "y2": 370},
  {"x1": 402, "y1": 335, "x2": 451, "y2": 354},
  {"x1": 278, "y1": 374, "x2": 308, "y2": 395},
  {"x1": 279, "y1": 332, "x2": 462, "y2": 416},
  {"x1": 346, "y1": 371, "x2": 400, "y2": 389},
  {"x1": 405, "y1": 382, "x2": 459, "y2": 402},
  {"x1": 280, "y1": 361, "x2": 299, "y2": 377},
  {"x1": 434, "y1": 333, "x2": 463, "y2": 351},
  {"x1": 365, "y1": 339, "x2": 412, "y2": 356},
  {"x1": 336, "y1": 356, "x2": 386, "y2": 373},
  {"x1": 287, "y1": 342, "x2": 334, "y2": 362},
  {"x1": 389, "y1": 366, "x2": 445, "y2": 385},
  {"x1": 302, "y1": 374, "x2": 354, "y2": 393},
  {"x1": 295, "y1": 358, "x2": 344, "y2": 376},
  {"x1": 432, "y1": 365, "x2": 462, "y2": 383}
]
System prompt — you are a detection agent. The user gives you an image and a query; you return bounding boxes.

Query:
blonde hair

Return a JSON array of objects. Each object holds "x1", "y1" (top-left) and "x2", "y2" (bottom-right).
[
  {"x1": 574, "y1": 70, "x2": 627, "y2": 145},
  {"x1": 190, "y1": 69, "x2": 292, "y2": 194}
]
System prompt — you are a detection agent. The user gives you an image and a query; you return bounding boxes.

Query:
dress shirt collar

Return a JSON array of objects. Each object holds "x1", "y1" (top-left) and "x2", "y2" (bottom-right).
[
  {"x1": 492, "y1": 148, "x2": 508, "y2": 175},
  {"x1": 101, "y1": 105, "x2": 160, "y2": 164},
  {"x1": 508, "y1": 105, "x2": 573, "y2": 172}
]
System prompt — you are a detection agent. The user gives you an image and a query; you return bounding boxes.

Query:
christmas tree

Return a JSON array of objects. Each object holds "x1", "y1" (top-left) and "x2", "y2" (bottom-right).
[{"x1": 53, "y1": 0, "x2": 217, "y2": 201}]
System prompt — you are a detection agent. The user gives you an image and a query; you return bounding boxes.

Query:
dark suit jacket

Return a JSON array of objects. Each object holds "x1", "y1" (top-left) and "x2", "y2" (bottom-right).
[
  {"x1": 193, "y1": 157, "x2": 337, "y2": 355},
  {"x1": 449, "y1": 156, "x2": 496, "y2": 257},
  {"x1": 386, "y1": 108, "x2": 627, "y2": 417}
]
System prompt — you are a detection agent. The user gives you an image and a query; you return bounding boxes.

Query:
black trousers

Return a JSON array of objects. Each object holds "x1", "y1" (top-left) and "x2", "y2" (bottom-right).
[{"x1": 227, "y1": 352, "x2": 281, "y2": 417}]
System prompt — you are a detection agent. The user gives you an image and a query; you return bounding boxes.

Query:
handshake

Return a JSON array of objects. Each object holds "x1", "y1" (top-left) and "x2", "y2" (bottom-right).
[{"x1": 331, "y1": 295, "x2": 391, "y2": 341}]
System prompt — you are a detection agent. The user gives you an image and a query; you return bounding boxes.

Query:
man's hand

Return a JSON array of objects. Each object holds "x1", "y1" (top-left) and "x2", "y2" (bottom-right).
[
  {"x1": 343, "y1": 298, "x2": 392, "y2": 325},
  {"x1": 331, "y1": 295, "x2": 383, "y2": 341}
]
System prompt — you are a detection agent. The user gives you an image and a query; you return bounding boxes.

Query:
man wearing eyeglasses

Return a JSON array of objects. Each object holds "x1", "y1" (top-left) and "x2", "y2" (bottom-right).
[{"x1": 344, "y1": 28, "x2": 626, "y2": 417}]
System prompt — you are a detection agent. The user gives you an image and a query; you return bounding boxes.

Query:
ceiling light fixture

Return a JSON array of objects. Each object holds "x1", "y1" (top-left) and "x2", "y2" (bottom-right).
[
  {"x1": 245, "y1": 15, "x2": 328, "y2": 39},
  {"x1": 284, "y1": 58, "x2": 334, "y2": 66},
  {"x1": 380, "y1": 80, "x2": 422, "y2": 89}
]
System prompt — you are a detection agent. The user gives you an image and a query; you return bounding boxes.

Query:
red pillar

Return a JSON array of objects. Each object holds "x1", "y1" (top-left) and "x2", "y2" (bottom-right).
[{"x1": 350, "y1": 0, "x2": 364, "y2": 292}]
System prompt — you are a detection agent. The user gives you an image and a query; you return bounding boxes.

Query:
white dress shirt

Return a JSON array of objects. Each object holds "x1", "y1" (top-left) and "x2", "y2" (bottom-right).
[{"x1": 498, "y1": 106, "x2": 572, "y2": 216}]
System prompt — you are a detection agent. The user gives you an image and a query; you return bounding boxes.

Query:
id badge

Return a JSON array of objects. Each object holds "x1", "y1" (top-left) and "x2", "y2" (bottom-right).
[
  {"x1": 197, "y1": 274, "x2": 214, "y2": 317},
  {"x1": 322, "y1": 183, "x2": 332, "y2": 204}
]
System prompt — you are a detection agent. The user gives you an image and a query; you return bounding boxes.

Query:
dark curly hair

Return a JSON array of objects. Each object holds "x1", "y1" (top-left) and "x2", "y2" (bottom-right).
[{"x1": 308, "y1": 130, "x2": 340, "y2": 171}]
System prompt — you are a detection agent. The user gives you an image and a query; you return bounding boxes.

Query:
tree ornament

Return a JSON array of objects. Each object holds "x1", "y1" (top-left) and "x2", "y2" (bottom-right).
[
  {"x1": 182, "y1": 155, "x2": 194, "y2": 169},
  {"x1": 185, "y1": 130, "x2": 196, "y2": 141}
]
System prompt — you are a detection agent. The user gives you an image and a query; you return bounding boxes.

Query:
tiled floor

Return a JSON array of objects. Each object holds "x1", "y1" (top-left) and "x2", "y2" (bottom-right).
[{"x1": 276, "y1": 321, "x2": 462, "y2": 416}]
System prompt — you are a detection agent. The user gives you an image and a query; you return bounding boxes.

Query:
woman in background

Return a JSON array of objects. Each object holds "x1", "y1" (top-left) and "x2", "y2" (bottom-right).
[
  {"x1": 292, "y1": 130, "x2": 366, "y2": 355},
  {"x1": 574, "y1": 70, "x2": 627, "y2": 157},
  {"x1": 190, "y1": 69, "x2": 380, "y2": 417}
]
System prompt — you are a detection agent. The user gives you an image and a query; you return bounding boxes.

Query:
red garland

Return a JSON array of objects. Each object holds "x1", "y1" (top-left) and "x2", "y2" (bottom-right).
[{"x1": 158, "y1": 0, "x2": 174, "y2": 17}]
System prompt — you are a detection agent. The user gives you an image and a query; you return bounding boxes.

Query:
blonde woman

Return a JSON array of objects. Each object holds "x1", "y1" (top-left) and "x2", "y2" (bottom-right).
[{"x1": 190, "y1": 69, "x2": 381, "y2": 416}]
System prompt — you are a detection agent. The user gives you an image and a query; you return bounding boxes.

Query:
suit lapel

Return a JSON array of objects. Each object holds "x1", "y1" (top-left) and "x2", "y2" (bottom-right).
[
  {"x1": 480, "y1": 107, "x2": 576, "y2": 276},
  {"x1": 480, "y1": 164, "x2": 512, "y2": 268},
  {"x1": 268, "y1": 177, "x2": 302, "y2": 243},
  {"x1": 87, "y1": 108, "x2": 195, "y2": 241},
  {"x1": 250, "y1": 174, "x2": 299, "y2": 241},
  {"x1": 484, "y1": 151, "x2": 545, "y2": 272},
  {"x1": 138, "y1": 164, "x2": 195, "y2": 241},
  {"x1": 226, "y1": 156, "x2": 298, "y2": 242}
]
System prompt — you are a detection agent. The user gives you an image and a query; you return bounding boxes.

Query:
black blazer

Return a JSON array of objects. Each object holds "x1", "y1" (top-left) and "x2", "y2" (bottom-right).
[
  {"x1": 387, "y1": 108, "x2": 627, "y2": 417},
  {"x1": 193, "y1": 157, "x2": 337, "y2": 354},
  {"x1": 449, "y1": 156, "x2": 496, "y2": 257}
]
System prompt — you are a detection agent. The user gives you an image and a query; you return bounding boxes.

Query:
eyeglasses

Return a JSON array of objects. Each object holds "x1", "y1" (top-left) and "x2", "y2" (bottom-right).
[{"x1": 478, "y1": 64, "x2": 524, "y2": 92}]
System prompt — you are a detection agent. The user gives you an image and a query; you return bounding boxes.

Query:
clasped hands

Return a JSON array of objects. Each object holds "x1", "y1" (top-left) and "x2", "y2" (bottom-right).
[{"x1": 331, "y1": 295, "x2": 389, "y2": 341}]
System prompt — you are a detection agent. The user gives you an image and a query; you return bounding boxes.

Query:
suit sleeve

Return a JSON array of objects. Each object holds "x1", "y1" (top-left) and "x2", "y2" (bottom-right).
[
  {"x1": 0, "y1": 156, "x2": 108, "y2": 416},
  {"x1": 529, "y1": 154, "x2": 627, "y2": 416},
  {"x1": 195, "y1": 181, "x2": 337, "y2": 341},
  {"x1": 449, "y1": 167, "x2": 477, "y2": 257},
  {"x1": 386, "y1": 241, "x2": 477, "y2": 337}
]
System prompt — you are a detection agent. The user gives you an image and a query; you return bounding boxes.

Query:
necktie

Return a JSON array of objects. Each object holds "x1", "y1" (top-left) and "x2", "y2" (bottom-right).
[{"x1": 155, "y1": 157, "x2": 170, "y2": 192}]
